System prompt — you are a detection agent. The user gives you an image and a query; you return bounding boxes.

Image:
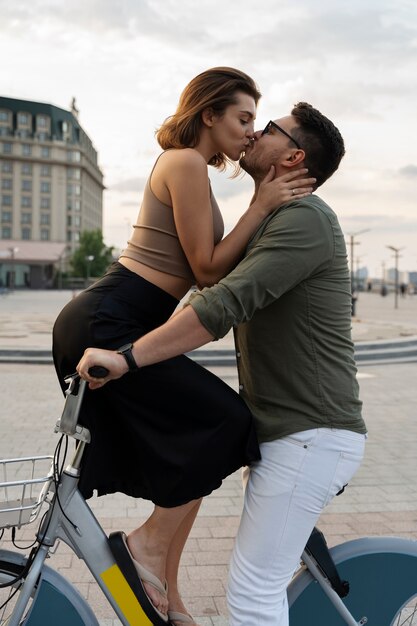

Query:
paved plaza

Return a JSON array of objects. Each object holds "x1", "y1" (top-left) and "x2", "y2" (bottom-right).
[{"x1": 1, "y1": 289, "x2": 417, "y2": 624}]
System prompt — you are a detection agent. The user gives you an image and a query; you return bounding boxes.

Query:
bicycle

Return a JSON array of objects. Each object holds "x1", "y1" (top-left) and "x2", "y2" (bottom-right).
[{"x1": 0, "y1": 370, "x2": 417, "y2": 625}]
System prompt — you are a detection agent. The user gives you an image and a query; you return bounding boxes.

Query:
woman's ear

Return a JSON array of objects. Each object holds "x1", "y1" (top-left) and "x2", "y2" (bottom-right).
[{"x1": 201, "y1": 107, "x2": 216, "y2": 128}]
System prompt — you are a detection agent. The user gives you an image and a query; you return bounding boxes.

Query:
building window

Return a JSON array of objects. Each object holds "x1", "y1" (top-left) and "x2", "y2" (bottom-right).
[
  {"x1": 67, "y1": 230, "x2": 72, "y2": 242},
  {"x1": 0, "y1": 110, "x2": 10, "y2": 123},
  {"x1": 21, "y1": 196, "x2": 32, "y2": 208},
  {"x1": 17, "y1": 112, "x2": 31, "y2": 126},
  {"x1": 40, "y1": 213, "x2": 50, "y2": 225},
  {"x1": 21, "y1": 227, "x2": 31, "y2": 240},
  {"x1": 37, "y1": 115, "x2": 50, "y2": 129},
  {"x1": 68, "y1": 168, "x2": 81, "y2": 180},
  {"x1": 1, "y1": 179, "x2": 12, "y2": 190},
  {"x1": 41, "y1": 229, "x2": 50, "y2": 241},
  {"x1": 1, "y1": 195, "x2": 12, "y2": 206},
  {"x1": 38, "y1": 132, "x2": 49, "y2": 142},
  {"x1": 40, "y1": 197, "x2": 50, "y2": 209},
  {"x1": 74, "y1": 215, "x2": 81, "y2": 227},
  {"x1": 22, "y1": 179, "x2": 32, "y2": 192},
  {"x1": 74, "y1": 231, "x2": 80, "y2": 243},
  {"x1": 40, "y1": 181, "x2": 51, "y2": 194},
  {"x1": 21, "y1": 163, "x2": 32, "y2": 175},
  {"x1": 1, "y1": 162, "x2": 12, "y2": 173},
  {"x1": 21, "y1": 212, "x2": 32, "y2": 224},
  {"x1": 74, "y1": 199, "x2": 81, "y2": 211},
  {"x1": 1, "y1": 227, "x2": 12, "y2": 239},
  {"x1": 22, "y1": 144, "x2": 31, "y2": 156},
  {"x1": 67, "y1": 215, "x2": 72, "y2": 226},
  {"x1": 67, "y1": 183, "x2": 81, "y2": 196},
  {"x1": 41, "y1": 146, "x2": 50, "y2": 158},
  {"x1": 1, "y1": 211, "x2": 12, "y2": 222},
  {"x1": 2, "y1": 143, "x2": 12, "y2": 154},
  {"x1": 40, "y1": 164, "x2": 51, "y2": 176},
  {"x1": 67, "y1": 150, "x2": 81, "y2": 162}
]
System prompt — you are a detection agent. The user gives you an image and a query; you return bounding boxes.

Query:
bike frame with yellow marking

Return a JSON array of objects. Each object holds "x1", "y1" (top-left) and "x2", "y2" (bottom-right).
[{"x1": 5, "y1": 377, "x2": 163, "y2": 626}]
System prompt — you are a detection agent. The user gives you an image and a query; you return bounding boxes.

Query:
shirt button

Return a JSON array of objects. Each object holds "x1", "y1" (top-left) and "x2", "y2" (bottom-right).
[
  {"x1": 239, "y1": 384, "x2": 244, "y2": 390},
  {"x1": 236, "y1": 352, "x2": 241, "y2": 358}
]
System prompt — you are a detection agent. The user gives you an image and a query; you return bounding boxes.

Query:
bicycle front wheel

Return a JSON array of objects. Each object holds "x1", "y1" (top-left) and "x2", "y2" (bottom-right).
[
  {"x1": 0, "y1": 550, "x2": 99, "y2": 626},
  {"x1": 288, "y1": 536, "x2": 417, "y2": 625}
]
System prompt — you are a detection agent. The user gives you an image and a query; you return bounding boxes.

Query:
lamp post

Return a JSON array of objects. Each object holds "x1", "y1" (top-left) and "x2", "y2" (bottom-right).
[
  {"x1": 347, "y1": 230, "x2": 370, "y2": 292},
  {"x1": 386, "y1": 246, "x2": 404, "y2": 309},
  {"x1": 355, "y1": 255, "x2": 366, "y2": 291},
  {"x1": 8, "y1": 247, "x2": 19, "y2": 291}
]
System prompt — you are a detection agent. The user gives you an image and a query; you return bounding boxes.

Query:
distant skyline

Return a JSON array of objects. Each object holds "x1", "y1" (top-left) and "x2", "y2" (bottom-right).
[{"x1": 1, "y1": 0, "x2": 416, "y2": 277}]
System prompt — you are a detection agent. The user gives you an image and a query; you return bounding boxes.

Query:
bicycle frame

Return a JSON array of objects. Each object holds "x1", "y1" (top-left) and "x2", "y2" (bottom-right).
[
  {"x1": 6, "y1": 375, "x2": 161, "y2": 626},
  {"x1": 298, "y1": 549, "x2": 367, "y2": 626},
  {"x1": 9, "y1": 459, "x2": 156, "y2": 626}
]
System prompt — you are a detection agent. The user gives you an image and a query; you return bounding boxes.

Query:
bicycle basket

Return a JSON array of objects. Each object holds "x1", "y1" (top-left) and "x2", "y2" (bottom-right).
[{"x1": 0, "y1": 456, "x2": 53, "y2": 529}]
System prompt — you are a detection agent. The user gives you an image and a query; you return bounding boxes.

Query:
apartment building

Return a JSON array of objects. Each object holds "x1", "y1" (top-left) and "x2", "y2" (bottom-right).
[{"x1": 0, "y1": 96, "x2": 104, "y2": 288}]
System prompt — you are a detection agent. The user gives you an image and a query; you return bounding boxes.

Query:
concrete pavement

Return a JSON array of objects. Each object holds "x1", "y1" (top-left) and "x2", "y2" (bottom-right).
[
  {"x1": 1, "y1": 288, "x2": 417, "y2": 364},
  {"x1": 1, "y1": 289, "x2": 417, "y2": 624}
]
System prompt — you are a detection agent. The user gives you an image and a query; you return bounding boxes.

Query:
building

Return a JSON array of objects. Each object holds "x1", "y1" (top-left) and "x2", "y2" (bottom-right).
[{"x1": 0, "y1": 96, "x2": 104, "y2": 288}]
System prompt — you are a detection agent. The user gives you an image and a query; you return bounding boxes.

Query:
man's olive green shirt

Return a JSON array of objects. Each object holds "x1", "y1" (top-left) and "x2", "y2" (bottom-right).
[{"x1": 189, "y1": 195, "x2": 366, "y2": 443}]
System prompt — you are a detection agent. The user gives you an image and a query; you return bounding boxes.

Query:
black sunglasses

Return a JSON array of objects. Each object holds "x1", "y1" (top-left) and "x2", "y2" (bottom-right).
[{"x1": 261, "y1": 120, "x2": 302, "y2": 150}]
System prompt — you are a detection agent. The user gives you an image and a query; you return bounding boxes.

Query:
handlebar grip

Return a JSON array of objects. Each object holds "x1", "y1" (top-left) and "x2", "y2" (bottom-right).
[{"x1": 88, "y1": 366, "x2": 110, "y2": 379}]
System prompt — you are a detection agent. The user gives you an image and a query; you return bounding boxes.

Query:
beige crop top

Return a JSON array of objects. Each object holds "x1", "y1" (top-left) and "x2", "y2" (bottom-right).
[{"x1": 120, "y1": 168, "x2": 224, "y2": 282}]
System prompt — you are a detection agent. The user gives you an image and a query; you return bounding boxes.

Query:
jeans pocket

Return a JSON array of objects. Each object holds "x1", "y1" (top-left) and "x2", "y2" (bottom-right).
[
  {"x1": 323, "y1": 447, "x2": 364, "y2": 507},
  {"x1": 284, "y1": 429, "x2": 318, "y2": 449}
]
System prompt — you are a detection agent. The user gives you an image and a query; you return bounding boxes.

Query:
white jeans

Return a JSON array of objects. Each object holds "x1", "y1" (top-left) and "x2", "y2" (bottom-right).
[{"x1": 227, "y1": 428, "x2": 366, "y2": 626}]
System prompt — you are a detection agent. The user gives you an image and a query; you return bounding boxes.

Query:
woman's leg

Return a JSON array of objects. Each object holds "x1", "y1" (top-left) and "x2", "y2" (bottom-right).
[
  {"x1": 127, "y1": 499, "x2": 201, "y2": 615},
  {"x1": 166, "y1": 499, "x2": 202, "y2": 622}
]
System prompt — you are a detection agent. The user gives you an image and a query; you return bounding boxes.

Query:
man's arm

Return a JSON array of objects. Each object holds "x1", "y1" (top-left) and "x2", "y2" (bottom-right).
[{"x1": 77, "y1": 306, "x2": 213, "y2": 389}]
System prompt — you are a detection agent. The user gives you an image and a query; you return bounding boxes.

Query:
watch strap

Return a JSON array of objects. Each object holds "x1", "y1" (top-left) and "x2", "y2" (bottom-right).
[{"x1": 116, "y1": 343, "x2": 139, "y2": 372}]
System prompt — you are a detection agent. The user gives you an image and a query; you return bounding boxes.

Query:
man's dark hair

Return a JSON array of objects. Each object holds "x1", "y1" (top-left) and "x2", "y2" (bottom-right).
[{"x1": 291, "y1": 102, "x2": 345, "y2": 188}]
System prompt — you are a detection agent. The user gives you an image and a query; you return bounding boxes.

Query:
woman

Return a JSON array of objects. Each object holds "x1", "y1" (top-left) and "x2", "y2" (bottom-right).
[{"x1": 53, "y1": 67, "x2": 315, "y2": 624}]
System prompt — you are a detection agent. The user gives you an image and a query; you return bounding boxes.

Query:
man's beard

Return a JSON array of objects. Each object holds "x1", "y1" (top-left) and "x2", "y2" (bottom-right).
[{"x1": 240, "y1": 153, "x2": 266, "y2": 181}]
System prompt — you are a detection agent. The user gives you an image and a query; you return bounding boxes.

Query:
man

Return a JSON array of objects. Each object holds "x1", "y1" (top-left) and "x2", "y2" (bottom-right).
[{"x1": 79, "y1": 102, "x2": 367, "y2": 626}]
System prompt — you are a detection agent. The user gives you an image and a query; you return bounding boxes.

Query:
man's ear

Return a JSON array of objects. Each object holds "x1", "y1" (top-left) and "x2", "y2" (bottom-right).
[
  {"x1": 201, "y1": 107, "x2": 216, "y2": 128},
  {"x1": 281, "y1": 149, "x2": 305, "y2": 169}
]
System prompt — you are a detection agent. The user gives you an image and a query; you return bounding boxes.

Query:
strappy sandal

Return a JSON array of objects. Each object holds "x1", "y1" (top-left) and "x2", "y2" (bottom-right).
[
  {"x1": 168, "y1": 611, "x2": 200, "y2": 625},
  {"x1": 109, "y1": 530, "x2": 168, "y2": 623}
]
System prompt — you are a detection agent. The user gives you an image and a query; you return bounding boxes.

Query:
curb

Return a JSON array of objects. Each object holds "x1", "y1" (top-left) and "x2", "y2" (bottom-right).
[{"x1": 1, "y1": 337, "x2": 417, "y2": 366}]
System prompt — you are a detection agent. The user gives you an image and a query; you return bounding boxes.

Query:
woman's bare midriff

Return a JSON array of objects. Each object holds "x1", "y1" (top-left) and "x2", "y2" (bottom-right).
[{"x1": 118, "y1": 257, "x2": 193, "y2": 301}]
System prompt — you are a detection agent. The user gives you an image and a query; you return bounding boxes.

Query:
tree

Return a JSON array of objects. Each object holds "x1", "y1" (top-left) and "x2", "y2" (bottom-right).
[{"x1": 70, "y1": 230, "x2": 114, "y2": 279}]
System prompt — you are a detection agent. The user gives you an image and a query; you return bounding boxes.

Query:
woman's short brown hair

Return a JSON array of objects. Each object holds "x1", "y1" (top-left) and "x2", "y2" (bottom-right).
[{"x1": 156, "y1": 67, "x2": 261, "y2": 169}]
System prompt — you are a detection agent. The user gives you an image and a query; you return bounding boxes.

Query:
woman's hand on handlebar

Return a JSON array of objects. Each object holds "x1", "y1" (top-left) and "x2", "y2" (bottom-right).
[{"x1": 77, "y1": 347, "x2": 128, "y2": 389}]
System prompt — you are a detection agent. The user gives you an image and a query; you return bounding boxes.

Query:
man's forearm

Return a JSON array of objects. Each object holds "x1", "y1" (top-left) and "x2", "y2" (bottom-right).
[{"x1": 132, "y1": 305, "x2": 214, "y2": 367}]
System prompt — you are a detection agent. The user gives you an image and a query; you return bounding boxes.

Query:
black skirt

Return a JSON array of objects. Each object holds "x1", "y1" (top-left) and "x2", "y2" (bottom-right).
[{"x1": 52, "y1": 262, "x2": 260, "y2": 507}]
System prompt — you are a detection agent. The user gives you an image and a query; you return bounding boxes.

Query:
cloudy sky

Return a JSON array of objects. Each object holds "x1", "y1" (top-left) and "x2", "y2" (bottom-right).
[{"x1": 1, "y1": 0, "x2": 416, "y2": 277}]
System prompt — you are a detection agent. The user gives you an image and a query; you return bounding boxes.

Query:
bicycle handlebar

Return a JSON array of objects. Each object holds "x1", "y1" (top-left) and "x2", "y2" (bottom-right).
[
  {"x1": 88, "y1": 366, "x2": 110, "y2": 379},
  {"x1": 58, "y1": 366, "x2": 110, "y2": 442}
]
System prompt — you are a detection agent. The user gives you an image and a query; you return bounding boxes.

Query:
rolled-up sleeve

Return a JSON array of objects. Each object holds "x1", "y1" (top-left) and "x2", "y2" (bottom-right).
[{"x1": 189, "y1": 202, "x2": 334, "y2": 339}]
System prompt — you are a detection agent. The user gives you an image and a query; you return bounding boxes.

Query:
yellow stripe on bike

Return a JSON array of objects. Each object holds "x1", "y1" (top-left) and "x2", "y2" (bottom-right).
[{"x1": 100, "y1": 564, "x2": 153, "y2": 625}]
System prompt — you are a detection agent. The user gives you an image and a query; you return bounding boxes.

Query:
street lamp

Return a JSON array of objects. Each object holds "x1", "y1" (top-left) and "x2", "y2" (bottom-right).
[
  {"x1": 347, "y1": 230, "x2": 370, "y2": 293},
  {"x1": 85, "y1": 255, "x2": 94, "y2": 287},
  {"x1": 386, "y1": 246, "x2": 404, "y2": 309},
  {"x1": 355, "y1": 254, "x2": 366, "y2": 291},
  {"x1": 8, "y1": 247, "x2": 19, "y2": 291}
]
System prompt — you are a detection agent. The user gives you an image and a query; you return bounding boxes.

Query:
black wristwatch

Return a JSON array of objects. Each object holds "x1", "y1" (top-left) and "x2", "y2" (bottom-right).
[{"x1": 116, "y1": 343, "x2": 139, "y2": 372}]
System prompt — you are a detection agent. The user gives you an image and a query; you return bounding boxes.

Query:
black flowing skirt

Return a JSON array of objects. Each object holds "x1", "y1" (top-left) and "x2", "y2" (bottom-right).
[{"x1": 52, "y1": 262, "x2": 260, "y2": 507}]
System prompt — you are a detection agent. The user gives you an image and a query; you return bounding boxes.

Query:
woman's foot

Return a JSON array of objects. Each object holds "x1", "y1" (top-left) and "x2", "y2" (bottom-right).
[
  {"x1": 168, "y1": 593, "x2": 201, "y2": 625},
  {"x1": 126, "y1": 531, "x2": 169, "y2": 617},
  {"x1": 168, "y1": 610, "x2": 200, "y2": 625}
]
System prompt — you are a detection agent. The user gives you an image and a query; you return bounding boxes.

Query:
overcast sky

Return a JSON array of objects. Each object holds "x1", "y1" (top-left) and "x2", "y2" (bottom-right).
[{"x1": 1, "y1": 0, "x2": 416, "y2": 276}]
